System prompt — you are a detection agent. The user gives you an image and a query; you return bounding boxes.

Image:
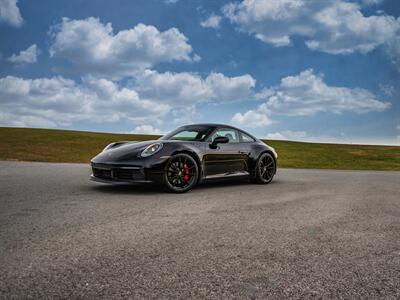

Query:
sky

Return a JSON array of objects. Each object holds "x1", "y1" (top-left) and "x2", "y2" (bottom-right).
[{"x1": 0, "y1": 0, "x2": 399, "y2": 145}]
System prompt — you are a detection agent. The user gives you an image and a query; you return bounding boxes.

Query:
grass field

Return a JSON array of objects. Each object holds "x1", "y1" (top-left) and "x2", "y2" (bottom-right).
[{"x1": 0, "y1": 127, "x2": 399, "y2": 171}]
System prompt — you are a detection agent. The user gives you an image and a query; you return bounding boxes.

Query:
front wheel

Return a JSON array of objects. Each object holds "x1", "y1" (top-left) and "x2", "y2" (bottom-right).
[
  {"x1": 251, "y1": 153, "x2": 276, "y2": 184},
  {"x1": 164, "y1": 153, "x2": 199, "y2": 193}
]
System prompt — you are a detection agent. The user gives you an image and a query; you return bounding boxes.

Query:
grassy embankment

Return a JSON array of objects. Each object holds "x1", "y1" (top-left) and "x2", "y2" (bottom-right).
[{"x1": 0, "y1": 127, "x2": 399, "y2": 171}]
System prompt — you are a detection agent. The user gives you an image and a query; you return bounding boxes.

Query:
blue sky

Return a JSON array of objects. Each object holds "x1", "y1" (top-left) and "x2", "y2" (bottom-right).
[{"x1": 0, "y1": 0, "x2": 399, "y2": 145}]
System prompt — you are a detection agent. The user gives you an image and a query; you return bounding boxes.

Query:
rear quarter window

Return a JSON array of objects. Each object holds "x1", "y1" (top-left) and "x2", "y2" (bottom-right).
[{"x1": 240, "y1": 131, "x2": 255, "y2": 142}]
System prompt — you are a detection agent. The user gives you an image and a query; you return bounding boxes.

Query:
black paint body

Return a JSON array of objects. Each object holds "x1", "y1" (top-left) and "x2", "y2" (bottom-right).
[{"x1": 90, "y1": 124, "x2": 277, "y2": 184}]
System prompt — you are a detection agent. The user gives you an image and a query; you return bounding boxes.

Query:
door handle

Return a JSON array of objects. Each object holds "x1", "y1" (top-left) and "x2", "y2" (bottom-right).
[{"x1": 238, "y1": 151, "x2": 248, "y2": 155}]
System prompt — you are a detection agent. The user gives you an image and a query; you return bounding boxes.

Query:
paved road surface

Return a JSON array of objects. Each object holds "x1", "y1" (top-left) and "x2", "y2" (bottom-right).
[{"x1": 0, "y1": 161, "x2": 399, "y2": 299}]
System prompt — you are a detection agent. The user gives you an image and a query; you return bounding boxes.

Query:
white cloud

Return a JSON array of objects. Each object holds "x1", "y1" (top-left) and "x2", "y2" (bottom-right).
[
  {"x1": 206, "y1": 72, "x2": 256, "y2": 101},
  {"x1": 131, "y1": 69, "x2": 256, "y2": 126},
  {"x1": 0, "y1": 0, "x2": 23, "y2": 27},
  {"x1": 261, "y1": 69, "x2": 390, "y2": 115},
  {"x1": 265, "y1": 130, "x2": 307, "y2": 141},
  {"x1": 171, "y1": 105, "x2": 200, "y2": 125},
  {"x1": 201, "y1": 14, "x2": 222, "y2": 29},
  {"x1": 49, "y1": 18, "x2": 197, "y2": 78},
  {"x1": 133, "y1": 69, "x2": 256, "y2": 105},
  {"x1": 231, "y1": 69, "x2": 390, "y2": 128},
  {"x1": 0, "y1": 75, "x2": 169, "y2": 128},
  {"x1": 222, "y1": 0, "x2": 400, "y2": 54},
  {"x1": 0, "y1": 112, "x2": 57, "y2": 128},
  {"x1": 131, "y1": 125, "x2": 162, "y2": 135},
  {"x1": 231, "y1": 109, "x2": 272, "y2": 128},
  {"x1": 7, "y1": 44, "x2": 40, "y2": 64},
  {"x1": 0, "y1": 54, "x2": 262, "y2": 129},
  {"x1": 2, "y1": 68, "x2": 389, "y2": 131},
  {"x1": 0, "y1": 69, "x2": 258, "y2": 129}
]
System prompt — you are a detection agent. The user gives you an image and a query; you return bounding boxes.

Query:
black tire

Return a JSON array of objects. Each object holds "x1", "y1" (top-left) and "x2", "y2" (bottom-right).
[
  {"x1": 164, "y1": 153, "x2": 199, "y2": 193},
  {"x1": 251, "y1": 152, "x2": 276, "y2": 184}
]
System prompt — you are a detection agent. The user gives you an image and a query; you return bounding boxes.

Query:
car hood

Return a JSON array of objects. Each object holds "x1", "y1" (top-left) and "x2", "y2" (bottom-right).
[{"x1": 91, "y1": 140, "x2": 161, "y2": 163}]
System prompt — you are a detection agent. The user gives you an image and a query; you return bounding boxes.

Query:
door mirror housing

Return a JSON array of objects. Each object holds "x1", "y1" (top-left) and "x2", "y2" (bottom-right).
[{"x1": 210, "y1": 136, "x2": 229, "y2": 148}]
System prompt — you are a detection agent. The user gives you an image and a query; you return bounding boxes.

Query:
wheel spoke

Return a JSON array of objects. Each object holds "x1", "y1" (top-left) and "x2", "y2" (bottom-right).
[
  {"x1": 265, "y1": 161, "x2": 273, "y2": 168},
  {"x1": 261, "y1": 169, "x2": 267, "y2": 177}
]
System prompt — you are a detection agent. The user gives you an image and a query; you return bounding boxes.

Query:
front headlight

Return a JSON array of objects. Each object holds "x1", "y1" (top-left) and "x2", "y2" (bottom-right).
[{"x1": 141, "y1": 143, "x2": 163, "y2": 157}]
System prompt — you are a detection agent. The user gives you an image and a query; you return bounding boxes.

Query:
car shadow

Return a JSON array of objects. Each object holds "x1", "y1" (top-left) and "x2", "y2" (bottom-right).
[
  {"x1": 88, "y1": 176, "x2": 265, "y2": 195},
  {"x1": 196, "y1": 177, "x2": 253, "y2": 190},
  {"x1": 87, "y1": 172, "x2": 283, "y2": 195}
]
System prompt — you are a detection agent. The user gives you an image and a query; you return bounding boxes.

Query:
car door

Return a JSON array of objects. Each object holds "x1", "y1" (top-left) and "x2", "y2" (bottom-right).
[{"x1": 203, "y1": 127, "x2": 248, "y2": 177}]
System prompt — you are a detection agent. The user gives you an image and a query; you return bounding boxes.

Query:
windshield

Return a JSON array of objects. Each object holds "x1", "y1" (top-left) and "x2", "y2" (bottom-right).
[{"x1": 161, "y1": 126, "x2": 215, "y2": 141}]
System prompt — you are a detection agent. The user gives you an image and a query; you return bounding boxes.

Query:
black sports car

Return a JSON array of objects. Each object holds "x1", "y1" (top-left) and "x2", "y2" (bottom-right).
[{"x1": 91, "y1": 124, "x2": 278, "y2": 192}]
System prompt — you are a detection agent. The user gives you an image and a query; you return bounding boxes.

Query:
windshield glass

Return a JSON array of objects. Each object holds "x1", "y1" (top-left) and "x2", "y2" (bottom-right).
[{"x1": 161, "y1": 126, "x2": 215, "y2": 141}]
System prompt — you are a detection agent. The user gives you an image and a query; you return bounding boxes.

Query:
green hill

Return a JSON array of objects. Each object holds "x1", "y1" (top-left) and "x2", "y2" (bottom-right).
[{"x1": 0, "y1": 127, "x2": 399, "y2": 171}]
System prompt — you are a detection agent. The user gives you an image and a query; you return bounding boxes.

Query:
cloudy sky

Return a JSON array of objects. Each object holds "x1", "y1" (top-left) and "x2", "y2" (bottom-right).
[{"x1": 0, "y1": 0, "x2": 399, "y2": 144}]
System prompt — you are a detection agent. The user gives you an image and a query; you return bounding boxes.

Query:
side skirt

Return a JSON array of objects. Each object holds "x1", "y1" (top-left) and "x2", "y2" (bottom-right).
[{"x1": 203, "y1": 171, "x2": 250, "y2": 181}]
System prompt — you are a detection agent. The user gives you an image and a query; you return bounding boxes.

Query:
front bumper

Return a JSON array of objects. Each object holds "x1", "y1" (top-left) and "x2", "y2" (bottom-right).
[
  {"x1": 90, "y1": 175, "x2": 152, "y2": 184},
  {"x1": 90, "y1": 160, "x2": 167, "y2": 184}
]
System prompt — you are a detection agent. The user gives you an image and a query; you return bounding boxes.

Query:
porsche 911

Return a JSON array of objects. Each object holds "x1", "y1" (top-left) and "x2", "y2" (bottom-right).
[{"x1": 91, "y1": 124, "x2": 278, "y2": 192}]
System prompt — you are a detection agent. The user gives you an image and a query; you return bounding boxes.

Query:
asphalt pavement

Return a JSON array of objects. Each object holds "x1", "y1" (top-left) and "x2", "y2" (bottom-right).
[{"x1": 0, "y1": 161, "x2": 399, "y2": 299}]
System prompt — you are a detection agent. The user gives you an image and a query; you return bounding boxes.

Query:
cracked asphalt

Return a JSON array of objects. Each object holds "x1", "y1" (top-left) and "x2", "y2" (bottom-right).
[{"x1": 0, "y1": 161, "x2": 399, "y2": 299}]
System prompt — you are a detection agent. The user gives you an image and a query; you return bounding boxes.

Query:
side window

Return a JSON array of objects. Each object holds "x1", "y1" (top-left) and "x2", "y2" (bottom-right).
[
  {"x1": 211, "y1": 128, "x2": 240, "y2": 143},
  {"x1": 240, "y1": 131, "x2": 255, "y2": 142},
  {"x1": 172, "y1": 130, "x2": 198, "y2": 140}
]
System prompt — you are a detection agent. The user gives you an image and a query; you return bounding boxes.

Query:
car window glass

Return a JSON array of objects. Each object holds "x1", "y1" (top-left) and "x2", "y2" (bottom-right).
[
  {"x1": 172, "y1": 130, "x2": 202, "y2": 140},
  {"x1": 240, "y1": 132, "x2": 255, "y2": 142},
  {"x1": 161, "y1": 126, "x2": 215, "y2": 141},
  {"x1": 212, "y1": 128, "x2": 240, "y2": 143}
]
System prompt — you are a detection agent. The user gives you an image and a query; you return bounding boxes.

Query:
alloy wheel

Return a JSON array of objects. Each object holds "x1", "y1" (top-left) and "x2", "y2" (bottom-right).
[
  {"x1": 165, "y1": 154, "x2": 198, "y2": 192},
  {"x1": 258, "y1": 153, "x2": 275, "y2": 183}
]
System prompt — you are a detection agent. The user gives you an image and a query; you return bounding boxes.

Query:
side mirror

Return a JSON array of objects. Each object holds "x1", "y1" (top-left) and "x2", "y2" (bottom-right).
[{"x1": 210, "y1": 136, "x2": 229, "y2": 148}]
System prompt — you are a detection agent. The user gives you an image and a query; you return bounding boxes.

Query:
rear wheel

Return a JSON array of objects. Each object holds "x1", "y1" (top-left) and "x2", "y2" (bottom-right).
[
  {"x1": 164, "y1": 153, "x2": 199, "y2": 193},
  {"x1": 251, "y1": 153, "x2": 276, "y2": 184}
]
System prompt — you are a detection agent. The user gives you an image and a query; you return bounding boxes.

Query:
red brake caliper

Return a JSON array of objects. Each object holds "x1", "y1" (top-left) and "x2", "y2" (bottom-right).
[{"x1": 183, "y1": 164, "x2": 190, "y2": 181}]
